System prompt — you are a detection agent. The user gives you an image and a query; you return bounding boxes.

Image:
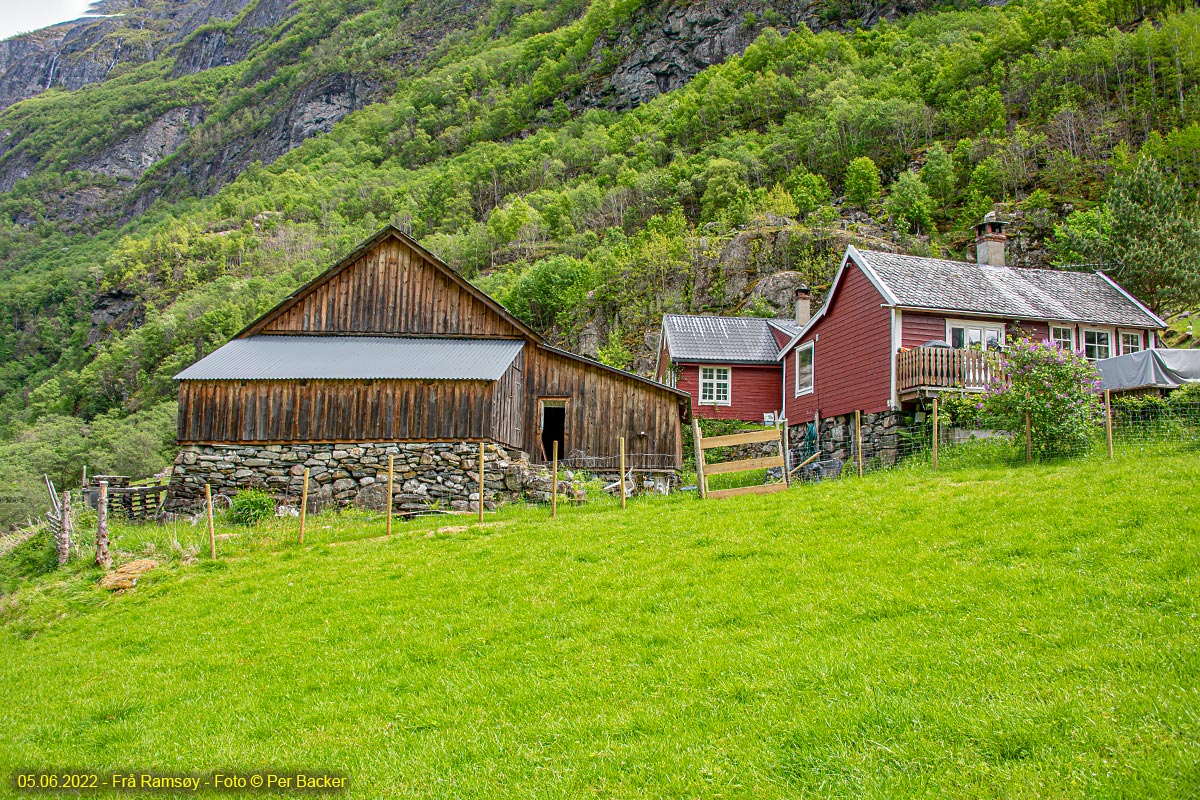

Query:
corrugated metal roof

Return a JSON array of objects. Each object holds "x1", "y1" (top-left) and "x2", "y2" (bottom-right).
[
  {"x1": 854, "y1": 249, "x2": 1165, "y2": 328},
  {"x1": 662, "y1": 315, "x2": 791, "y2": 363},
  {"x1": 175, "y1": 336, "x2": 523, "y2": 381}
]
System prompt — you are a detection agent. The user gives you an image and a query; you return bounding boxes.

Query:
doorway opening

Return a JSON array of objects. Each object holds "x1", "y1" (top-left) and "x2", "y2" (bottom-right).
[{"x1": 540, "y1": 399, "x2": 566, "y2": 460}]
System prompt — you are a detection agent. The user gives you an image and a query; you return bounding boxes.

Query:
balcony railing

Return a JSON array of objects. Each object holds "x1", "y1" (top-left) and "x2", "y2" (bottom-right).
[{"x1": 896, "y1": 347, "x2": 1005, "y2": 396}]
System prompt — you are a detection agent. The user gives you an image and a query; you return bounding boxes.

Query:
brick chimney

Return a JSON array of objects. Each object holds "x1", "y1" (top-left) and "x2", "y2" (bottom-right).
[
  {"x1": 973, "y1": 211, "x2": 1008, "y2": 268},
  {"x1": 794, "y1": 284, "x2": 811, "y2": 326}
]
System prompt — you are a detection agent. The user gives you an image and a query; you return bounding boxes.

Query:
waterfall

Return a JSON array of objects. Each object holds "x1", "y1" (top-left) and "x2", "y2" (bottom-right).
[{"x1": 45, "y1": 53, "x2": 59, "y2": 89}]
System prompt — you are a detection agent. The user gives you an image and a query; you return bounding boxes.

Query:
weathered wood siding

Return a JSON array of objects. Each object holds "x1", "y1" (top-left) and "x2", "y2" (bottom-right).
[
  {"x1": 524, "y1": 346, "x2": 683, "y2": 466},
  {"x1": 178, "y1": 379, "x2": 499, "y2": 443},
  {"x1": 251, "y1": 238, "x2": 522, "y2": 337},
  {"x1": 489, "y1": 351, "x2": 525, "y2": 450}
]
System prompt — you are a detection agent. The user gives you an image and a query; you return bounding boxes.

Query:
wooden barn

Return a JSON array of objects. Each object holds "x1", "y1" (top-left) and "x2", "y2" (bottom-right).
[{"x1": 168, "y1": 226, "x2": 687, "y2": 509}]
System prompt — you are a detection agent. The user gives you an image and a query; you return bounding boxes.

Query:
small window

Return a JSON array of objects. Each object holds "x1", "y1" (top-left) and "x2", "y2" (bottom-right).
[
  {"x1": 1120, "y1": 331, "x2": 1142, "y2": 354},
  {"x1": 1083, "y1": 330, "x2": 1111, "y2": 361},
  {"x1": 948, "y1": 321, "x2": 1005, "y2": 350},
  {"x1": 1051, "y1": 326, "x2": 1074, "y2": 351},
  {"x1": 699, "y1": 366, "x2": 731, "y2": 405},
  {"x1": 795, "y1": 343, "x2": 814, "y2": 396}
]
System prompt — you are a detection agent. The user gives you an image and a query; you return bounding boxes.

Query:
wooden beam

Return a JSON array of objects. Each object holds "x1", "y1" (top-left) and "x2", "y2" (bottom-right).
[
  {"x1": 691, "y1": 418, "x2": 706, "y2": 499},
  {"x1": 707, "y1": 483, "x2": 788, "y2": 500},
  {"x1": 703, "y1": 455, "x2": 785, "y2": 475},
  {"x1": 699, "y1": 428, "x2": 782, "y2": 449}
]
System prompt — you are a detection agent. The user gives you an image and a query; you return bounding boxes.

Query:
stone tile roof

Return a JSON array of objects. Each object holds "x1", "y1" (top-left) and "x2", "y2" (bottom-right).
[
  {"x1": 854, "y1": 249, "x2": 1164, "y2": 328},
  {"x1": 661, "y1": 315, "x2": 793, "y2": 364}
]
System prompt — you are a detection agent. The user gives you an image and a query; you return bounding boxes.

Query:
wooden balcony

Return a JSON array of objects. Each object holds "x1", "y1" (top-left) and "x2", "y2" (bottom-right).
[{"x1": 896, "y1": 347, "x2": 1005, "y2": 400}]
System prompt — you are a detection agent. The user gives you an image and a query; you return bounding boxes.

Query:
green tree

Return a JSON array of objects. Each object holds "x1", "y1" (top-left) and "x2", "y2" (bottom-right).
[
  {"x1": 844, "y1": 157, "x2": 881, "y2": 211},
  {"x1": 700, "y1": 159, "x2": 749, "y2": 222},
  {"x1": 920, "y1": 142, "x2": 955, "y2": 215},
  {"x1": 1103, "y1": 154, "x2": 1200, "y2": 314},
  {"x1": 885, "y1": 171, "x2": 934, "y2": 234},
  {"x1": 786, "y1": 169, "x2": 832, "y2": 217},
  {"x1": 757, "y1": 184, "x2": 798, "y2": 218}
]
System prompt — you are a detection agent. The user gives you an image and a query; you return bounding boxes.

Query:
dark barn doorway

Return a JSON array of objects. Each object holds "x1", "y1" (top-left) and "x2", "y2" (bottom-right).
[{"x1": 540, "y1": 399, "x2": 566, "y2": 460}]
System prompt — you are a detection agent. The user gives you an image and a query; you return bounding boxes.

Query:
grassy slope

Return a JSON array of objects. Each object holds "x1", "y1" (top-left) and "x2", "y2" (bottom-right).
[{"x1": 1, "y1": 449, "x2": 1198, "y2": 798}]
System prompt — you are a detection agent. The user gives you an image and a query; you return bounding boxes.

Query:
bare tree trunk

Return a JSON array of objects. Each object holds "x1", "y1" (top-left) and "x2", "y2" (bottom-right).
[
  {"x1": 95, "y1": 481, "x2": 111, "y2": 569},
  {"x1": 56, "y1": 490, "x2": 72, "y2": 567}
]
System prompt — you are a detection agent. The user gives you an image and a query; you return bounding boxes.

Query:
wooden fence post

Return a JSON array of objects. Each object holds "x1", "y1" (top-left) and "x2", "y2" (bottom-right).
[
  {"x1": 619, "y1": 437, "x2": 627, "y2": 509},
  {"x1": 1025, "y1": 411, "x2": 1032, "y2": 464},
  {"x1": 95, "y1": 481, "x2": 111, "y2": 568},
  {"x1": 387, "y1": 455, "x2": 394, "y2": 536},
  {"x1": 205, "y1": 484, "x2": 216, "y2": 558},
  {"x1": 551, "y1": 440, "x2": 558, "y2": 519},
  {"x1": 931, "y1": 397, "x2": 939, "y2": 471},
  {"x1": 298, "y1": 469, "x2": 309, "y2": 545},
  {"x1": 780, "y1": 419, "x2": 790, "y2": 488},
  {"x1": 692, "y1": 418, "x2": 706, "y2": 499},
  {"x1": 478, "y1": 444, "x2": 486, "y2": 522},
  {"x1": 1104, "y1": 389, "x2": 1114, "y2": 459},
  {"x1": 855, "y1": 410, "x2": 863, "y2": 477},
  {"x1": 57, "y1": 490, "x2": 72, "y2": 567}
]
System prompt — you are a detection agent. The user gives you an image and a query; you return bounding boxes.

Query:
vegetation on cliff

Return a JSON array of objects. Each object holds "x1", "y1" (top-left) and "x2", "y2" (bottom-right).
[{"x1": 1, "y1": 0, "x2": 1200, "y2": 526}]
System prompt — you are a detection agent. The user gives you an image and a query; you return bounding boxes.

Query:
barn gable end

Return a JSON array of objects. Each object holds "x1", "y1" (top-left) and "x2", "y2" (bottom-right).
[{"x1": 243, "y1": 229, "x2": 528, "y2": 339}]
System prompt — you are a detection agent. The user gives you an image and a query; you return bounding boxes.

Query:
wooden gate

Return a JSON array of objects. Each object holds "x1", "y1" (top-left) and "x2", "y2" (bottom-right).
[{"x1": 692, "y1": 419, "x2": 789, "y2": 500}]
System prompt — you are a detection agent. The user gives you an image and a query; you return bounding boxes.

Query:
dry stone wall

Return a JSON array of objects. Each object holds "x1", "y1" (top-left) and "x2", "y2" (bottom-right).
[
  {"x1": 788, "y1": 411, "x2": 900, "y2": 468},
  {"x1": 165, "y1": 441, "x2": 584, "y2": 514}
]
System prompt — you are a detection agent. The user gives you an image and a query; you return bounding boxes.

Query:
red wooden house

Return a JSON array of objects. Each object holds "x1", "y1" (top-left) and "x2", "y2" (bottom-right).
[
  {"x1": 655, "y1": 314, "x2": 801, "y2": 421},
  {"x1": 778, "y1": 223, "x2": 1166, "y2": 435}
]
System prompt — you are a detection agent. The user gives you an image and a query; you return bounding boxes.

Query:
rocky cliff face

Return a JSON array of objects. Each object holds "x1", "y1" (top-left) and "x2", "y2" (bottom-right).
[
  {"x1": 579, "y1": 0, "x2": 937, "y2": 109},
  {"x1": 0, "y1": 0, "x2": 264, "y2": 111}
]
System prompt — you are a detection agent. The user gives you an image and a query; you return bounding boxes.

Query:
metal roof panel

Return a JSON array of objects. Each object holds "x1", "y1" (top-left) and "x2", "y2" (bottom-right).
[{"x1": 175, "y1": 336, "x2": 523, "y2": 381}]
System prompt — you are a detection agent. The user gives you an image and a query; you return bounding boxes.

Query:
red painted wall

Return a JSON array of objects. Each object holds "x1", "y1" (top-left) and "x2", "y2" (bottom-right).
[
  {"x1": 783, "y1": 263, "x2": 892, "y2": 422},
  {"x1": 677, "y1": 363, "x2": 783, "y2": 421},
  {"x1": 901, "y1": 312, "x2": 946, "y2": 348}
]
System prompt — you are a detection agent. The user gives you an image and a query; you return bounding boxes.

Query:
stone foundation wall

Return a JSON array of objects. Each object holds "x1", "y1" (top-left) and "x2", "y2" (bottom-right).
[
  {"x1": 788, "y1": 410, "x2": 900, "y2": 468},
  {"x1": 165, "y1": 442, "x2": 584, "y2": 514}
]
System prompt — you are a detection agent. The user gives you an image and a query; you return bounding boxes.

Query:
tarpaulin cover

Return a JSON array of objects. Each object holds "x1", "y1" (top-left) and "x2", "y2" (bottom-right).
[{"x1": 1097, "y1": 349, "x2": 1200, "y2": 392}]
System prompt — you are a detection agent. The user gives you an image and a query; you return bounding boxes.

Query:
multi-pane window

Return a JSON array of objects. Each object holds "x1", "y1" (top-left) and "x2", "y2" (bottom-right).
[
  {"x1": 1120, "y1": 331, "x2": 1142, "y2": 354},
  {"x1": 795, "y1": 343, "x2": 814, "y2": 396},
  {"x1": 1051, "y1": 326, "x2": 1074, "y2": 351},
  {"x1": 1083, "y1": 330, "x2": 1111, "y2": 361},
  {"x1": 699, "y1": 367, "x2": 731, "y2": 405},
  {"x1": 949, "y1": 322, "x2": 1005, "y2": 350}
]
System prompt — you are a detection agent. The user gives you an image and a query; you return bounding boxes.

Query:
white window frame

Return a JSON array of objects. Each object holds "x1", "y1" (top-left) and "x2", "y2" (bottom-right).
[
  {"x1": 699, "y1": 366, "x2": 731, "y2": 406},
  {"x1": 794, "y1": 342, "x2": 814, "y2": 397},
  {"x1": 1119, "y1": 330, "x2": 1142, "y2": 354},
  {"x1": 946, "y1": 319, "x2": 1006, "y2": 351},
  {"x1": 1050, "y1": 325, "x2": 1075, "y2": 352},
  {"x1": 1082, "y1": 328, "x2": 1112, "y2": 361}
]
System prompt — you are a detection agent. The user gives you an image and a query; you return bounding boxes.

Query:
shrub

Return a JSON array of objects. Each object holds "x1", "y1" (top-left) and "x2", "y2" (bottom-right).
[
  {"x1": 228, "y1": 489, "x2": 275, "y2": 526},
  {"x1": 982, "y1": 338, "x2": 1103, "y2": 458}
]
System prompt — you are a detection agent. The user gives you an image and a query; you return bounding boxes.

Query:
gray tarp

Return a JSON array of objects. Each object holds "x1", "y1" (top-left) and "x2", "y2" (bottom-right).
[{"x1": 1097, "y1": 349, "x2": 1200, "y2": 392}]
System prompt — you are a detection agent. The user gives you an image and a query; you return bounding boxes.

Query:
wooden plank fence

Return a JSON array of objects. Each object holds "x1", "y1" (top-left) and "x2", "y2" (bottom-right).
[{"x1": 693, "y1": 420, "x2": 789, "y2": 500}]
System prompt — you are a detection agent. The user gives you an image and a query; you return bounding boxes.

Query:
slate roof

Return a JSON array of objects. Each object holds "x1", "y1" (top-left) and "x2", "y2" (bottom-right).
[
  {"x1": 175, "y1": 336, "x2": 523, "y2": 381},
  {"x1": 662, "y1": 315, "x2": 797, "y2": 363},
  {"x1": 853, "y1": 249, "x2": 1165, "y2": 328}
]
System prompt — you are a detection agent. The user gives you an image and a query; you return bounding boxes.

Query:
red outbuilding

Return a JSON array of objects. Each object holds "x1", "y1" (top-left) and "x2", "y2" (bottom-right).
[{"x1": 655, "y1": 314, "x2": 801, "y2": 422}]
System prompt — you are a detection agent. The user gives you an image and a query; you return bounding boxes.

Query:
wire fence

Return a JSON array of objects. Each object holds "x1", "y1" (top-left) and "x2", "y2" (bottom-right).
[{"x1": 785, "y1": 399, "x2": 1200, "y2": 484}]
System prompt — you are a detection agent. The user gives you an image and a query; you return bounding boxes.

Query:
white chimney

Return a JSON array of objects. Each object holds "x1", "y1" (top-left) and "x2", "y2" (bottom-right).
[
  {"x1": 974, "y1": 211, "x2": 1008, "y2": 268},
  {"x1": 794, "y1": 284, "x2": 811, "y2": 326}
]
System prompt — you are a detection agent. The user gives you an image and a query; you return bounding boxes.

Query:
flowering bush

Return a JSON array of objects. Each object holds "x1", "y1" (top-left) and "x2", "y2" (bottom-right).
[{"x1": 981, "y1": 338, "x2": 1103, "y2": 458}]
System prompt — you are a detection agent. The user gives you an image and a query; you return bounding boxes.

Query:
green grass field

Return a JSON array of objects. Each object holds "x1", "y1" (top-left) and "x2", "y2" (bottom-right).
[{"x1": 1, "y1": 449, "x2": 1198, "y2": 798}]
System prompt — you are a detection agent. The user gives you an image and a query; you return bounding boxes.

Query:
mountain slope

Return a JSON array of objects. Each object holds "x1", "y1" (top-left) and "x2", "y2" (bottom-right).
[{"x1": 0, "y1": 0, "x2": 1199, "y2": 527}]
